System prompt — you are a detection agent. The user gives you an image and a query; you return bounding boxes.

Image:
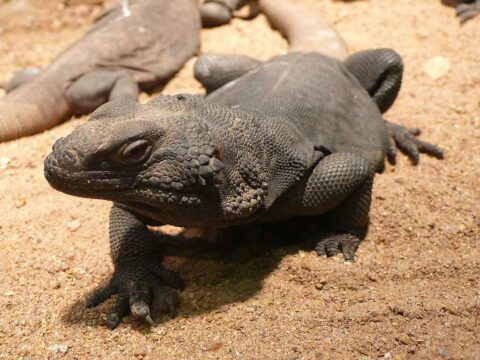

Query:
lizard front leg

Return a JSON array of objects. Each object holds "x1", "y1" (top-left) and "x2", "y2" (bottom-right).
[
  {"x1": 194, "y1": 53, "x2": 261, "y2": 93},
  {"x1": 299, "y1": 153, "x2": 374, "y2": 261},
  {"x1": 344, "y1": 49, "x2": 444, "y2": 165},
  {"x1": 86, "y1": 204, "x2": 184, "y2": 329}
]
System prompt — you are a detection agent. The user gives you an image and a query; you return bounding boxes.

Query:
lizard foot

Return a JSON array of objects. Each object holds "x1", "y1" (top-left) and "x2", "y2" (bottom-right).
[
  {"x1": 86, "y1": 258, "x2": 184, "y2": 329},
  {"x1": 457, "y1": 0, "x2": 480, "y2": 24},
  {"x1": 314, "y1": 233, "x2": 360, "y2": 262},
  {"x1": 386, "y1": 121, "x2": 444, "y2": 165}
]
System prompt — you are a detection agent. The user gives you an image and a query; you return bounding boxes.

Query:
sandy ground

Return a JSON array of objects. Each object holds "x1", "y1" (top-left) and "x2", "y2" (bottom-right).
[{"x1": 0, "y1": 0, "x2": 479, "y2": 359}]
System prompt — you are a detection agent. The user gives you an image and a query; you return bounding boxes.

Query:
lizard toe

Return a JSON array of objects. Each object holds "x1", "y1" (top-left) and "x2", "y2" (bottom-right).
[{"x1": 315, "y1": 233, "x2": 361, "y2": 262}]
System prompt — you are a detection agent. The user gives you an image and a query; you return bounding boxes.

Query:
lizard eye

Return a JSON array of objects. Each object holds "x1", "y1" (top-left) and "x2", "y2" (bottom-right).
[{"x1": 112, "y1": 139, "x2": 152, "y2": 165}]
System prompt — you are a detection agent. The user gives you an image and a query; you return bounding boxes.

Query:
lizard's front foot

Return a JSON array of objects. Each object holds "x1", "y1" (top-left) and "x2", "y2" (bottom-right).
[
  {"x1": 86, "y1": 257, "x2": 185, "y2": 329},
  {"x1": 314, "y1": 233, "x2": 361, "y2": 262},
  {"x1": 386, "y1": 121, "x2": 444, "y2": 166},
  {"x1": 457, "y1": 0, "x2": 480, "y2": 23}
]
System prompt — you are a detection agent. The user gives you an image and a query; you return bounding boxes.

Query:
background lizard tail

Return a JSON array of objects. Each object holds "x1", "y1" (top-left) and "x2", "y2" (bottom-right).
[
  {"x1": 259, "y1": 0, "x2": 348, "y2": 59},
  {"x1": 0, "y1": 74, "x2": 69, "y2": 142}
]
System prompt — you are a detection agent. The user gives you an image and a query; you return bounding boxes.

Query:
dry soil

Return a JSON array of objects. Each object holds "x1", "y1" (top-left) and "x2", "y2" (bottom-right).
[{"x1": 0, "y1": 0, "x2": 479, "y2": 359}]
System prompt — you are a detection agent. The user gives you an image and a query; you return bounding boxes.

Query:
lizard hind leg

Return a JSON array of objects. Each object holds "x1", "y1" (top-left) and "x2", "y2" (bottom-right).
[{"x1": 66, "y1": 69, "x2": 139, "y2": 116}]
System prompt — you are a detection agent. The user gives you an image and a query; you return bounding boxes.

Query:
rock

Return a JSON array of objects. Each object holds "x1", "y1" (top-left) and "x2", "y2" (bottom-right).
[
  {"x1": 315, "y1": 283, "x2": 324, "y2": 290},
  {"x1": 0, "y1": 157, "x2": 11, "y2": 170},
  {"x1": 15, "y1": 198, "x2": 27, "y2": 208},
  {"x1": 245, "y1": 305, "x2": 258, "y2": 313},
  {"x1": 47, "y1": 344, "x2": 69, "y2": 355},
  {"x1": 66, "y1": 219, "x2": 81, "y2": 232},
  {"x1": 396, "y1": 333, "x2": 411, "y2": 345},
  {"x1": 423, "y1": 56, "x2": 451, "y2": 80},
  {"x1": 203, "y1": 342, "x2": 223, "y2": 352},
  {"x1": 4, "y1": 290, "x2": 15, "y2": 296}
]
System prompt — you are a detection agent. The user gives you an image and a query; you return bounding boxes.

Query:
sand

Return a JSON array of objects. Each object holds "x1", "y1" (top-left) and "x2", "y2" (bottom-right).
[{"x1": 0, "y1": 0, "x2": 479, "y2": 358}]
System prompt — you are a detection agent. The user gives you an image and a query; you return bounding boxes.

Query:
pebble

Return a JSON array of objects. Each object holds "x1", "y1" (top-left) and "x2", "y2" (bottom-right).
[
  {"x1": 66, "y1": 219, "x2": 81, "y2": 232},
  {"x1": 423, "y1": 56, "x2": 451, "y2": 80},
  {"x1": 315, "y1": 283, "x2": 324, "y2": 290},
  {"x1": 15, "y1": 198, "x2": 27, "y2": 208},
  {"x1": 245, "y1": 305, "x2": 258, "y2": 313},
  {"x1": 396, "y1": 333, "x2": 411, "y2": 345},
  {"x1": 204, "y1": 342, "x2": 223, "y2": 352},
  {"x1": 47, "y1": 343, "x2": 69, "y2": 355},
  {"x1": 0, "y1": 157, "x2": 11, "y2": 170}
]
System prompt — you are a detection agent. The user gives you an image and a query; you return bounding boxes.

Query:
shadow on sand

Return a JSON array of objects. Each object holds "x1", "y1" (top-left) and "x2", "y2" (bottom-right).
[{"x1": 62, "y1": 217, "x2": 324, "y2": 331}]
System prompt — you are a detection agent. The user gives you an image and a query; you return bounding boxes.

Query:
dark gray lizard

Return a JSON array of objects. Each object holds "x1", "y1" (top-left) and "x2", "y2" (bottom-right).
[
  {"x1": 201, "y1": 0, "x2": 480, "y2": 25},
  {"x1": 0, "y1": 0, "x2": 200, "y2": 142},
  {"x1": 44, "y1": 0, "x2": 443, "y2": 329}
]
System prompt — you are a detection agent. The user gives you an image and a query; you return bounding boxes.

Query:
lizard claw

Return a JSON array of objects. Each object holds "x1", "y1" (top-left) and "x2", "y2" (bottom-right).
[
  {"x1": 86, "y1": 258, "x2": 184, "y2": 329},
  {"x1": 386, "y1": 121, "x2": 444, "y2": 166},
  {"x1": 314, "y1": 233, "x2": 360, "y2": 262},
  {"x1": 456, "y1": 0, "x2": 480, "y2": 24}
]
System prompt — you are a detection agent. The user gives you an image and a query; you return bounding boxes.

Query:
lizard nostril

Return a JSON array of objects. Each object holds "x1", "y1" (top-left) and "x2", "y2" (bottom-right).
[{"x1": 60, "y1": 149, "x2": 82, "y2": 171}]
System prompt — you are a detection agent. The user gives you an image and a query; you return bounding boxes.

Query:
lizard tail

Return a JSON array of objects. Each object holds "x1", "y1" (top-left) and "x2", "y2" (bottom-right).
[
  {"x1": 0, "y1": 75, "x2": 70, "y2": 142},
  {"x1": 258, "y1": 0, "x2": 348, "y2": 60}
]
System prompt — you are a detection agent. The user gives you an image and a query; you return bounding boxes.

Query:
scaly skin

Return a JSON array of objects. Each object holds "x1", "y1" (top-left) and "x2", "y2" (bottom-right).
[
  {"x1": 0, "y1": 0, "x2": 200, "y2": 142},
  {"x1": 44, "y1": 0, "x2": 443, "y2": 329}
]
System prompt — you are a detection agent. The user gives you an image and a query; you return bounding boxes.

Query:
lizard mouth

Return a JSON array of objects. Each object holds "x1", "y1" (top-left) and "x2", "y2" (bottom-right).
[{"x1": 44, "y1": 154, "x2": 199, "y2": 203}]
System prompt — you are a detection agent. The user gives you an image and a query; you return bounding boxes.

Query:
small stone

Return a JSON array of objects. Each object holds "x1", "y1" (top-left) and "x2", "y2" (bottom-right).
[
  {"x1": 4, "y1": 290, "x2": 15, "y2": 296},
  {"x1": 15, "y1": 198, "x2": 27, "y2": 208},
  {"x1": 389, "y1": 303, "x2": 406, "y2": 316},
  {"x1": 133, "y1": 348, "x2": 147, "y2": 357},
  {"x1": 396, "y1": 334, "x2": 411, "y2": 345},
  {"x1": 315, "y1": 283, "x2": 324, "y2": 290},
  {"x1": 334, "y1": 304, "x2": 344, "y2": 312},
  {"x1": 245, "y1": 305, "x2": 257, "y2": 313},
  {"x1": 442, "y1": 305, "x2": 458, "y2": 315},
  {"x1": 47, "y1": 344, "x2": 69, "y2": 355},
  {"x1": 51, "y1": 281, "x2": 61, "y2": 289},
  {"x1": 423, "y1": 56, "x2": 451, "y2": 80},
  {"x1": 437, "y1": 347, "x2": 450, "y2": 358},
  {"x1": 384, "y1": 352, "x2": 393, "y2": 360},
  {"x1": 204, "y1": 342, "x2": 223, "y2": 352},
  {"x1": 66, "y1": 219, "x2": 81, "y2": 232},
  {"x1": 0, "y1": 157, "x2": 11, "y2": 170}
]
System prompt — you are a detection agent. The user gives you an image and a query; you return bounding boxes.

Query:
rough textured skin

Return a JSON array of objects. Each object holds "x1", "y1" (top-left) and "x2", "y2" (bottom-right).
[
  {"x1": 44, "y1": 0, "x2": 443, "y2": 329},
  {"x1": 0, "y1": 0, "x2": 200, "y2": 142}
]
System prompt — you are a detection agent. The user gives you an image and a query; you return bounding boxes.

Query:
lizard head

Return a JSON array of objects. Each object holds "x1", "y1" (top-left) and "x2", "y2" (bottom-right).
[{"x1": 44, "y1": 95, "x2": 227, "y2": 216}]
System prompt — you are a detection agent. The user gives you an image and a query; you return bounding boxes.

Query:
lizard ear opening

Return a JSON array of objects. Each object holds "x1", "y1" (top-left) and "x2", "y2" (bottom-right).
[{"x1": 110, "y1": 139, "x2": 152, "y2": 166}]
